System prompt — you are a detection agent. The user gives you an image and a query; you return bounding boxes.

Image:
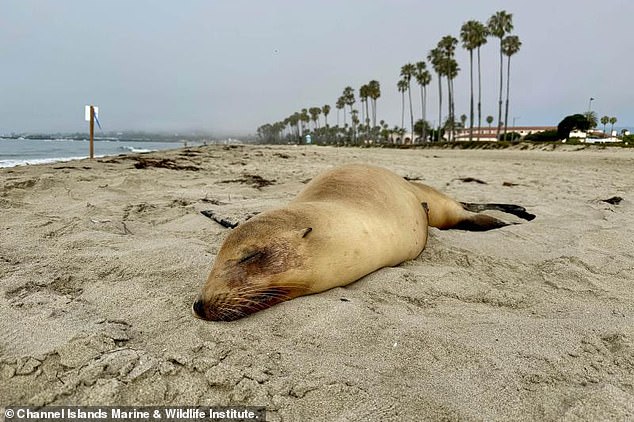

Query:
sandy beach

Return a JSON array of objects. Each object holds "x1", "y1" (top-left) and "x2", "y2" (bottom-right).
[{"x1": 0, "y1": 144, "x2": 632, "y2": 421}]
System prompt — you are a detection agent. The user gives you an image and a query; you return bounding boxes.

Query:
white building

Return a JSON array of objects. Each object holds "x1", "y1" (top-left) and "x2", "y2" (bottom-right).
[{"x1": 454, "y1": 126, "x2": 557, "y2": 141}]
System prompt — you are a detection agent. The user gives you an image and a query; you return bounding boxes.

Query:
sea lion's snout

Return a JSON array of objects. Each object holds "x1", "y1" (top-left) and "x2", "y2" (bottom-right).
[
  {"x1": 192, "y1": 286, "x2": 296, "y2": 321},
  {"x1": 192, "y1": 293, "x2": 244, "y2": 322},
  {"x1": 192, "y1": 297, "x2": 206, "y2": 320}
]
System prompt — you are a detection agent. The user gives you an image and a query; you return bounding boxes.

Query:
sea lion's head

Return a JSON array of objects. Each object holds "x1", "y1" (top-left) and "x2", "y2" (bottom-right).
[{"x1": 193, "y1": 209, "x2": 314, "y2": 321}]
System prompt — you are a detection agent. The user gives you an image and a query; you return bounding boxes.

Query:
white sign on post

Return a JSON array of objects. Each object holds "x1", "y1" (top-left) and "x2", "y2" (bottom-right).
[{"x1": 84, "y1": 105, "x2": 99, "y2": 121}]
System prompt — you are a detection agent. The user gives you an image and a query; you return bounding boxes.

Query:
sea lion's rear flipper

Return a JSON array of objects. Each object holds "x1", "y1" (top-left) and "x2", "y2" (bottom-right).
[
  {"x1": 460, "y1": 202, "x2": 536, "y2": 221},
  {"x1": 453, "y1": 213, "x2": 511, "y2": 231}
]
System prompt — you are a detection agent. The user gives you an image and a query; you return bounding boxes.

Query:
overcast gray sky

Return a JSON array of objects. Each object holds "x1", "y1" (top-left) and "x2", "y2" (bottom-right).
[{"x1": 1, "y1": 0, "x2": 632, "y2": 135}]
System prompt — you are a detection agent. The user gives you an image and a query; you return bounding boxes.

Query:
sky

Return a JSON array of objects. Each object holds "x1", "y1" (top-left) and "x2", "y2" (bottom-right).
[{"x1": 0, "y1": 0, "x2": 632, "y2": 136}]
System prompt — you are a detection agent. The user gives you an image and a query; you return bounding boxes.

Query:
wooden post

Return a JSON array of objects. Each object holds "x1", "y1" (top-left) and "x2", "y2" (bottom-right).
[{"x1": 89, "y1": 105, "x2": 95, "y2": 159}]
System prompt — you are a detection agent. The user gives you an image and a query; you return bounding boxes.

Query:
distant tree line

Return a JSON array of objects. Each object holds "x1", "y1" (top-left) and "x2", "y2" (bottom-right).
[{"x1": 258, "y1": 10, "x2": 524, "y2": 145}]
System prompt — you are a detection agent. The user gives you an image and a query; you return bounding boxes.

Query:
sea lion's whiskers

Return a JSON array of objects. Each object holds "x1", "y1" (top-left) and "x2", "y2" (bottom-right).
[
  {"x1": 232, "y1": 288, "x2": 289, "y2": 300},
  {"x1": 218, "y1": 304, "x2": 245, "y2": 321},
  {"x1": 233, "y1": 283, "x2": 305, "y2": 296},
  {"x1": 239, "y1": 292, "x2": 289, "y2": 308}
]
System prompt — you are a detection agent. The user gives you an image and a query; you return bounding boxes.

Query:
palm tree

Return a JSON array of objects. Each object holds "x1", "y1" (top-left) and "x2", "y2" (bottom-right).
[
  {"x1": 501, "y1": 35, "x2": 521, "y2": 140},
  {"x1": 342, "y1": 87, "x2": 355, "y2": 140},
  {"x1": 336, "y1": 97, "x2": 345, "y2": 126},
  {"x1": 488, "y1": 10, "x2": 514, "y2": 141},
  {"x1": 359, "y1": 84, "x2": 371, "y2": 127},
  {"x1": 289, "y1": 113, "x2": 300, "y2": 140},
  {"x1": 414, "y1": 61, "x2": 432, "y2": 142},
  {"x1": 300, "y1": 109, "x2": 310, "y2": 136},
  {"x1": 609, "y1": 116, "x2": 617, "y2": 135},
  {"x1": 438, "y1": 36, "x2": 459, "y2": 142},
  {"x1": 461, "y1": 20, "x2": 488, "y2": 141},
  {"x1": 309, "y1": 107, "x2": 321, "y2": 130},
  {"x1": 359, "y1": 84, "x2": 368, "y2": 126},
  {"x1": 283, "y1": 117, "x2": 291, "y2": 139},
  {"x1": 322, "y1": 105, "x2": 331, "y2": 127},
  {"x1": 460, "y1": 114, "x2": 467, "y2": 129},
  {"x1": 474, "y1": 22, "x2": 489, "y2": 136},
  {"x1": 351, "y1": 110, "x2": 360, "y2": 143},
  {"x1": 397, "y1": 79, "x2": 408, "y2": 131},
  {"x1": 401, "y1": 63, "x2": 416, "y2": 136},
  {"x1": 343, "y1": 87, "x2": 355, "y2": 123},
  {"x1": 486, "y1": 115, "x2": 494, "y2": 132},
  {"x1": 428, "y1": 48, "x2": 444, "y2": 139},
  {"x1": 368, "y1": 80, "x2": 381, "y2": 128},
  {"x1": 600, "y1": 115, "x2": 609, "y2": 134},
  {"x1": 272, "y1": 121, "x2": 285, "y2": 143},
  {"x1": 445, "y1": 57, "x2": 459, "y2": 141}
]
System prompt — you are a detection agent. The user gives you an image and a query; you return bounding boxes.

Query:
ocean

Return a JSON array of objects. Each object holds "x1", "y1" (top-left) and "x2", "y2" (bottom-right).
[{"x1": 0, "y1": 138, "x2": 203, "y2": 168}]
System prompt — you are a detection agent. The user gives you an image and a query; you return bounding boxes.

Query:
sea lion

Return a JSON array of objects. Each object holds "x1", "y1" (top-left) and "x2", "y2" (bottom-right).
[{"x1": 193, "y1": 164, "x2": 534, "y2": 321}]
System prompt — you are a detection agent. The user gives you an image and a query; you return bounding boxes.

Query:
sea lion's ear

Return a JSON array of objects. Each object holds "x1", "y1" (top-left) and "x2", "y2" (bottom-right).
[{"x1": 301, "y1": 227, "x2": 313, "y2": 238}]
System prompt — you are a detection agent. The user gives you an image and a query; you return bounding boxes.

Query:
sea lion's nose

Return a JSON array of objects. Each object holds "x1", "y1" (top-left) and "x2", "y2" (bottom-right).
[{"x1": 192, "y1": 297, "x2": 206, "y2": 319}]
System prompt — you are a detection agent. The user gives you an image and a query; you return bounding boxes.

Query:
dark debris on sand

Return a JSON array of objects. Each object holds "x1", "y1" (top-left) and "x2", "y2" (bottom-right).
[
  {"x1": 601, "y1": 196, "x2": 623, "y2": 205},
  {"x1": 220, "y1": 174, "x2": 276, "y2": 189},
  {"x1": 456, "y1": 177, "x2": 487, "y2": 184},
  {"x1": 132, "y1": 157, "x2": 201, "y2": 171}
]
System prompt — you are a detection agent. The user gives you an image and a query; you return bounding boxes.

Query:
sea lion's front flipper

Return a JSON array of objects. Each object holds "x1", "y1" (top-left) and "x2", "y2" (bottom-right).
[
  {"x1": 200, "y1": 210, "x2": 262, "y2": 229},
  {"x1": 200, "y1": 210, "x2": 239, "y2": 229}
]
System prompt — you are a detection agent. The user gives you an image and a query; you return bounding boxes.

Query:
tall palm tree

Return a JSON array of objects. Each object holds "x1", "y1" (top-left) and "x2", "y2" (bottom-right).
[
  {"x1": 401, "y1": 63, "x2": 416, "y2": 136},
  {"x1": 609, "y1": 116, "x2": 617, "y2": 135},
  {"x1": 343, "y1": 86, "x2": 355, "y2": 122},
  {"x1": 272, "y1": 121, "x2": 284, "y2": 143},
  {"x1": 428, "y1": 48, "x2": 444, "y2": 140},
  {"x1": 322, "y1": 104, "x2": 331, "y2": 127},
  {"x1": 397, "y1": 79, "x2": 408, "y2": 131},
  {"x1": 300, "y1": 109, "x2": 310, "y2": 136},
  {"x1": 359, "y1": 84, "x2": 367, "y2": 126},
  {"x1": 336, "y1": 97, "x2": 345, "y2": 126},
  {"x1": 600, "y1": 115, "x2": 609, "y2": 134},
  {"x1": 488, "y1": 10, "x2": 514, "y2": 141},
  {"x1": 309, "y1": 107, "x2": 322, "y2": 130},
  {"x1": 290, "y1": 113, "x2": 300, "y2": 139},
  {"x1": 445, "y1": 57, "x2": 459, "y2": 141},
  {"x1": 368, "y1": 80, "x2": 381, "y2": 128},
  {"x1": 359, "y1": 84, "x2": 371, "y2": 126},
  {"x1": 351, "y1": 109, "x2": 360, "y2": 144},
  {"x1": 283, "y1": 117, "x2": 291, "y2": 139},
  {"x1": 461, "y1": 20, "x2": 487, "y2": 141},
  {"x1": 438, "y1": 35, "x2": 459, "y2": 142},
  {"x1": 414, "y1": 61, "x2": 431, "y2": 142},
  {"x1": 474, "y1": 22, "x2": 489, "y2": 136},
  {"x1": 501, "y1": 35, "x2": 521, "y2": 140},
  {"x1": 364, "y1": 88, "x2": 370, "y2": 127},
  {"x1": 342, "y1": 87, "x2": 355, "y2": 139}
]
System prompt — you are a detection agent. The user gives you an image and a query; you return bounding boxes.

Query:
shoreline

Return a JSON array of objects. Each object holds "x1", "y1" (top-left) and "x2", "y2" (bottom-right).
[
  {"x1": 0, "y1": 138, "x2": 203, "y2": 169},
  {"x1": 0, "y1": 139, "x2": 629, "y2": 169}
]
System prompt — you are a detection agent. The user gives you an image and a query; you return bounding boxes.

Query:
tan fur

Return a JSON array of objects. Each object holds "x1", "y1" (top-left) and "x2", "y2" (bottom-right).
[
  {"x1": 193, "y1": 164, "x2": 496, "y2": 321},
  {"x1": 406, "y1": 182, "x2": 473, "y2": 229}
]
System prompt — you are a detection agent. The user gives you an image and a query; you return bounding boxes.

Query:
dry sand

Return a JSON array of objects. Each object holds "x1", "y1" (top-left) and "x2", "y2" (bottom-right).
[{"x1": 0, "y1": 144, "x2": 632, "y2": 421}]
